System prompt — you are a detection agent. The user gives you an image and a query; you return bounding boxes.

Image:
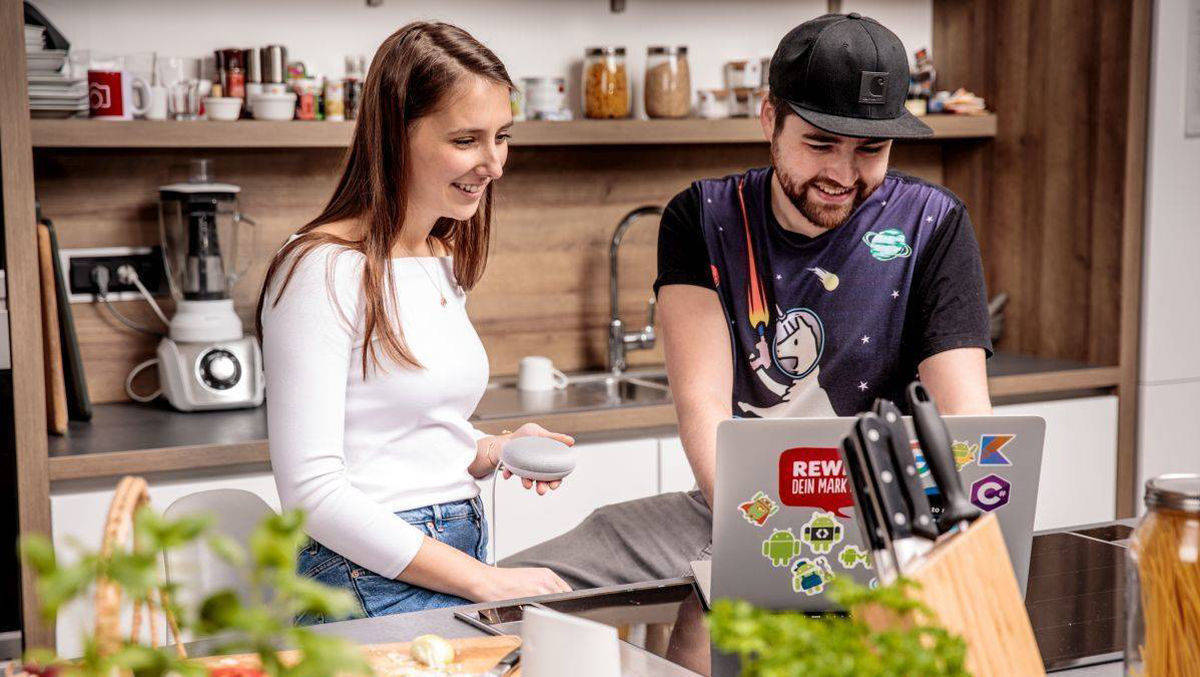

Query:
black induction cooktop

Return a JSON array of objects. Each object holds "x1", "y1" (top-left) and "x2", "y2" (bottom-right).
[{"x1": 1025, "y1": 525, "x2": 1131, "y2": 671}]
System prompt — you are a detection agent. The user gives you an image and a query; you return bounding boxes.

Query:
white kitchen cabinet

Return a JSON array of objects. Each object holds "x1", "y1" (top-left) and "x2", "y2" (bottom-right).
[
  {"x1": 479, "y1": 438, "x2": 659, "y2": 562},
  {"x1": 658, "y1": 436, "x2": 697, "y2": 494},
  {"x1": 995, "y1": 395, "x2": 1118, "y2": 531},
  {"x1": 50, "y1": 471, "x2": 280, "y2": 658}
]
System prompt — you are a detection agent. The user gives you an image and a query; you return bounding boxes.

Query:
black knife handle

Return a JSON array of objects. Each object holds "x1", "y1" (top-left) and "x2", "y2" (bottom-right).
[
  {"x1": 906, "y1": 382, "x2": 981, "y2": 530},
  {"x1": 873, "y1": 399, "x2": 940, "y2": 540},
  {"x1": 840, "y1": 435, "x2": 887, "y2": 553},
  {"x1": 854, "y1": 414, "x2": 915, "y2": 543}
]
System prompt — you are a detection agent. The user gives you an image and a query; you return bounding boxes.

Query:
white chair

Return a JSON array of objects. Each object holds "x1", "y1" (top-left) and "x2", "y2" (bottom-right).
[{"x1": 162, "y1": 489, "x2": 277, "y2": 626}]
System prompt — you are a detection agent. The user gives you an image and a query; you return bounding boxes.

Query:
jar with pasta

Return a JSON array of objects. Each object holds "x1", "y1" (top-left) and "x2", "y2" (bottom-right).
[
  {"x1": 583, "y1": 46, "x2": 630, "y2": 119},
  {"x1": 1125, "y1": 474, "x2": 1200, "y2": 677},
  {"x1": 644, "y1": 46, "x2": 690, "y2": 119}
]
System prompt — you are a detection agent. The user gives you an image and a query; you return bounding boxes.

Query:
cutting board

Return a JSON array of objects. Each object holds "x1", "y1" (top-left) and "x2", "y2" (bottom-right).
[
  {"x1": 37, "y1": 223, "x2": 68, "y2": 434},
  {"x1": 193, "y1": 635, "x2": 521, "y2": 675}
]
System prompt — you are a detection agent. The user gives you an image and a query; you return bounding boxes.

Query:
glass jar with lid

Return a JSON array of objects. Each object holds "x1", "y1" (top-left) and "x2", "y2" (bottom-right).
[
  {"x1": 644, "y1": 45, "x2": 690, "y2": 119},
  {"x1": 582, "y1": 46, "x2": 630, "y2": 119},
  {"x1": 1125, "y1": 473, "x2": 1200, "y2": 676}
]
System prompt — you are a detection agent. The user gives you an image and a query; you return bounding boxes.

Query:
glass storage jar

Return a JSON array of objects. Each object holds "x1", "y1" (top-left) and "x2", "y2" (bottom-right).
[
  {"x1": 582, "y1": 46, "x2": 630, "y2": 119},
  {"x1": 1125, "y1": 474, "x2": 1200, "y2": 677},
  {"x1": 644, "y1": 45, "x2": 690, "y2": 119}
]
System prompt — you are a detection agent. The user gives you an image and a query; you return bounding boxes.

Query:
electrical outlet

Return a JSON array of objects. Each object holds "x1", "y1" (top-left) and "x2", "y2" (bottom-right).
[{"x1": 60, "y1": 246, "x2": 170, "y2": 304}]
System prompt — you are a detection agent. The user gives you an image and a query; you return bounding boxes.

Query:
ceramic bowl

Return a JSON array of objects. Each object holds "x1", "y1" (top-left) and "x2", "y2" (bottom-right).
[
  {"x1": 249, "y1": 92, "x2": 297, "y2": 121},
  {"x1": 203, "y1": 96, "x2": 242, "y2": 121}
]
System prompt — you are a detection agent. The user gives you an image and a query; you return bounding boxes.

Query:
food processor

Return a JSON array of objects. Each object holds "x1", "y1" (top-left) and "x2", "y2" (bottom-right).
[{"x1": 155, "y1": 159, "x2": 263, "y2": 411}]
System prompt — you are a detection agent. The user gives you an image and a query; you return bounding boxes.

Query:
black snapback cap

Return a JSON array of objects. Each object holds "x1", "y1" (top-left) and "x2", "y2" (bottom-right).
[{"x1": 768, "y1": 12, "x2": 932, "y2": 139}]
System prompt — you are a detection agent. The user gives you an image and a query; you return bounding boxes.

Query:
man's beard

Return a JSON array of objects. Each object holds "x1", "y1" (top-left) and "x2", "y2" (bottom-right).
[{"x1": 773, "y1": 159, "x2": 873, "y2": 230}]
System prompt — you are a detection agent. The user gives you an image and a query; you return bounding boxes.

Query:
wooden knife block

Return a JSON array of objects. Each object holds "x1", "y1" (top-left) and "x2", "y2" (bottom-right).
[{"x1": 860, "y1": 513, "x2": 1045, "y2": 677}]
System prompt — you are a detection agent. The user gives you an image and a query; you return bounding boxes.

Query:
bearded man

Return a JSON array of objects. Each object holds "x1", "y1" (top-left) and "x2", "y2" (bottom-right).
[{"x1": 501, "y1": 13, "x2": 993, "y2": 589}]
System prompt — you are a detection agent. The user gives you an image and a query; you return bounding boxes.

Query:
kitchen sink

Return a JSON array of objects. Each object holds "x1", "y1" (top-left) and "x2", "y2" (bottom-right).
[{"x1": 471, "y1": 369, "x2": 673, "y2": 421}]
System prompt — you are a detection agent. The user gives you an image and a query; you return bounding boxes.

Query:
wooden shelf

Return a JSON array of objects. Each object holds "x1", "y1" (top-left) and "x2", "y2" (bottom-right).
[
  {"x1": 47, "y1": 350, "x2": 1112, "y2": 483},
  {"x1": 29, "y1": 114, "x2": 996, "y2": 149}
]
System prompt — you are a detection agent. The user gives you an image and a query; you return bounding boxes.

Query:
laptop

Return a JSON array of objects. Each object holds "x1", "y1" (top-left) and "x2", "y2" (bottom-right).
[{"x1": 711, "y1": 415, "x2": 1045, "y2": 612}]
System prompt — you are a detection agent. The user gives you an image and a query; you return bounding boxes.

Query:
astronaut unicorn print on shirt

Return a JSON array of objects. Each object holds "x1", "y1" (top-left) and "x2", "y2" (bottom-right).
[{"x1": 738, "y1": 306, "x2": 837, "y2": 417}]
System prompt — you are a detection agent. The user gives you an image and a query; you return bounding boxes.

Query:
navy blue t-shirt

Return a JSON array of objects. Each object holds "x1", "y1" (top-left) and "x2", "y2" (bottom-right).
[{"x1": 654, "y1": 167, "x2": 992, "y2": 417}]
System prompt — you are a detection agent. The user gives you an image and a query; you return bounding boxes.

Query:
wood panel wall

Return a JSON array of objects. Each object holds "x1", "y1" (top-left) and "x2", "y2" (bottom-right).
[
  {"x1": 934, "y1": 0, "x2": 1134, "y2": 367},
  {"x1": 33, "y1": 143, "x2": 943, "y2": 403}
]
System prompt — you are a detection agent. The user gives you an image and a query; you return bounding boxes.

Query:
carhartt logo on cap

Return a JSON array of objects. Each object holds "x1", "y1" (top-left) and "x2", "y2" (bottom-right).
[{"x1": 858, "y1": 71, "x2": 888, "y2": 104}]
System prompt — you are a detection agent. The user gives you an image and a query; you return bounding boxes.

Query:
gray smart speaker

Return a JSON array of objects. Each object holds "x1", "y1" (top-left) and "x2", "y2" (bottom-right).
[{"x1": 500, "y1": 436, "x2": 577, "y2": 481}]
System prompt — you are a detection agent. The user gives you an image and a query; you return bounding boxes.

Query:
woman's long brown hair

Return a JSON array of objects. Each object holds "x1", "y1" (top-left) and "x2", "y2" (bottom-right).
[{"x1": 255, "y1": 22, "x2": 513, "y2": 377}]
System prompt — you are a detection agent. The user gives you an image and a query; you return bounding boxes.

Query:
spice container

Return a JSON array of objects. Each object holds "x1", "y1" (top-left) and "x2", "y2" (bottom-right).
[
  {"x1": 261, "y1": 45, "x2": 288, "y2": 95},
  {"x1": 644, "y1": 46, "x2": 690, "y2": 119},
  {"x1": 242, "y1": 48, "x2": 262, "y2": 117},
  {"x1": 216, "y1": 48, "x2": 245, "y2": 100},
  {"x1": 344, "y1": 54, "x2": 365, "y2": 120},
  {"x1": 697, "y1": 89, "x2": 730, "y2": 119},
  {"x1": 723, "y1": 59, "x2": 762, "y2": 90},
  {"x1": 1126, "y1": 474, "x2": 1200, "y2": 676},
  {"x1": 324, "y1": 80, "x2": 344, "y2": 121},
  {"x1": 582, "y1": 46, "x2": 630, "y2": 119},
  {"x1": 522, "y1": 77, "x2": 568, "y2": 120}
]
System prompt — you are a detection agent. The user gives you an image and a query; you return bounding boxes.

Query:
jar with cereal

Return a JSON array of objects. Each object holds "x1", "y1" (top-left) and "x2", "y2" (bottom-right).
[
  {"x1": 583, "y1": 46, "x2": 630, "y2": 119},
  {"x1": 644, "y1": 46, "x2": 690, "y2": 119}
]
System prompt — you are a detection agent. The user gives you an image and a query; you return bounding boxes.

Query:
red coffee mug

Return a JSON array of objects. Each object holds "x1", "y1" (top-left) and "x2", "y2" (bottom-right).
[{"x1": 88, "y1": 69, "x2": 150, "y2": 120}]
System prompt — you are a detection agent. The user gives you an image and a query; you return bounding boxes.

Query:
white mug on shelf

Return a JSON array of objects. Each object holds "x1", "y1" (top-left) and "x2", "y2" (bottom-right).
[
  {"x1": 146, "y1": 85, "x2": 169, "y2": 120},
  {"x1": 517, "y1": 356, "x2": 567, "y2": 392}
]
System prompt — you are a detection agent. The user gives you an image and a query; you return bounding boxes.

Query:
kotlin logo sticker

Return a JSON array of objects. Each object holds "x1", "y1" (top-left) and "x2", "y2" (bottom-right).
[{"x1": 778, "y1": 447, "x2": 853, "y2": 518}]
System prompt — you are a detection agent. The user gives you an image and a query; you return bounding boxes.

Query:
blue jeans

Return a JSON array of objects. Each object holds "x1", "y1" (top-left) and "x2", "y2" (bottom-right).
[{"x1": 295, "y1": 496, "x2": 488, "y2": 625}]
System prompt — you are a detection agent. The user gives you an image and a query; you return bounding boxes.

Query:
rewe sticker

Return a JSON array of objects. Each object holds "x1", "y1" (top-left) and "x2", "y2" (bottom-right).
[{"x1": 778, "y1": 447, "x2": 854, "y2": 517}]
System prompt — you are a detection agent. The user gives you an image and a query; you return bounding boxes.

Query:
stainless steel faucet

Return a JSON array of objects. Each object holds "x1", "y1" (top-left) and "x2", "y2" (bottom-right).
[{"x1": 609, "y1": 205, "x2": 663, "y2": 374}]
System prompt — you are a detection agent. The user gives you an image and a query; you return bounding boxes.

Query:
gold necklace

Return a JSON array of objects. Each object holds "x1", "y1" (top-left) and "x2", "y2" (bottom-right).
[{"x1": 411, "y1": 238, "x2": 448, "y2": 307}]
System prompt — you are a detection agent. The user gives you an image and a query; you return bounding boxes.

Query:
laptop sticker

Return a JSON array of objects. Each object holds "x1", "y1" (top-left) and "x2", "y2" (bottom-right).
[
  {"x1": 800, "y1": 511, "x2": 844, "y2": 554},
  {"x1": 778, "y1": 447, "x2": 854, "y2": 517},
  {"x1": 762, "y1": 528, "x2": 803, "y2": 567},
  {"x1": 838, "y1": 544, "x2": 872, "y2": 570},
  {"x1": 738, "y1": 491, "x2": 780, "y2": 526},
  {"x1": 978, "y1": 434, "x2": 1015, "y2": 466},
  {"x1": 791, "y1": 556, "x2": 836, "y2": 596},
  {"x1": 970, "y1": 474, "x2": 1012, "y2": 511},
  {"x1": 952, "y1": 440, "x2": 978, "y2": 470}
]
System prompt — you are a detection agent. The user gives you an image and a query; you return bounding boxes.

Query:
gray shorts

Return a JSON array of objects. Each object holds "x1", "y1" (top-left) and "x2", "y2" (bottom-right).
[{"x1": 499, "y1": 490, "x2": 713, "y2": 590}]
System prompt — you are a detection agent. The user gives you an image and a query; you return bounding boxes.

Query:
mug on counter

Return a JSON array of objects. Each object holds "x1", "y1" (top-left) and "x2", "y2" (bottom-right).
[
  {"x1": 517, "y1": 356, "x2": 568, "y2": 392},
  {"x1": 88, "y1": 69, "x2": 150, "y2": 120}
]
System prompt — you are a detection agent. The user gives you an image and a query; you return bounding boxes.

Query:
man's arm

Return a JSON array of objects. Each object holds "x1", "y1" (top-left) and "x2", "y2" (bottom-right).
[
  {"x1": 918, "y1": 347, "x2": 991, "y2": 414},
  {"x1": 659, "y1": 284, "x2": 732, "y2": 507},
  {"x1": 905, "y1": 201, "x2": 993, "y2": 414}
]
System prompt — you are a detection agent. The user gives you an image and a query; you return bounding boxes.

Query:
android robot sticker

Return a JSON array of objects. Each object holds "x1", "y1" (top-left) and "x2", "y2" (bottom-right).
[
  {"x1": 761, "y1": 528, "x2": 803, "y2": 567},
  {"x1": 791, "y1": 556, "x2": 837, "y2": 596},
  {"x1": 738, "y1": 491, "x2": 779, "y2": 526},
  {"x1": 738, "y1": 308, "x2": 837, "y2": 418},
  {"x1": 800, "y1": 511, "x2": 844, "y2": 554},
  {"x1": 838, "y1": 544, "x2": 872, "y2": 569}
]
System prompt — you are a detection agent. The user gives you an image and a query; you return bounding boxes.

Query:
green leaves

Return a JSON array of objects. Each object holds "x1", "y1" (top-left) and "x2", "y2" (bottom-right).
[
  {"x1": 19, "y1": 506, "x2": 373, "y2": 677},
  {"x1": 708, "y1": 577, "x2": 971, "y2": 677},
  {"x1": 249, "y1": 510, "x2": 308, "y2": 572}
]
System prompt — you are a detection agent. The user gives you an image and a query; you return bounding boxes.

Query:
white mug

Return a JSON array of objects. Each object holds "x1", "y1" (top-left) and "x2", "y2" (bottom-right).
[
  {"x1": 517, "y1": 356, "x2": 567, "y2": 392},
  {"x1": 145, "y1": 85, "x2": 169, "y2": 120}
]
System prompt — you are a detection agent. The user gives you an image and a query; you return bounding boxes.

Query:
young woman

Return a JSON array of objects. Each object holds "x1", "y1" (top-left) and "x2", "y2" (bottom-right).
[{"x1": 256, "y1": 22, "x2": 573, "y2": 622}]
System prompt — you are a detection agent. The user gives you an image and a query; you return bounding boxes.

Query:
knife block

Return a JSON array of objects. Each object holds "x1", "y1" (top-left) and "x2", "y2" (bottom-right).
[{"x1": 859, "y1": 513, "x2": 1045, "y2": 677}]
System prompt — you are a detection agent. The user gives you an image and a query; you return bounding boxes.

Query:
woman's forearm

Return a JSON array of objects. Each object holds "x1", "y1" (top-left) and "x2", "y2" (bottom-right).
[
  {"x1": 468, "y1": 433, "x2": 505, "y2": 478},
  {"x1": 399, "y1": 536, "x2": 490, "y2": 600}
]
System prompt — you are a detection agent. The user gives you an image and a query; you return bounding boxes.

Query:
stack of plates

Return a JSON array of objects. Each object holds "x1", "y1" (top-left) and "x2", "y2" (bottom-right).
[{"x1": 25, "y1": 25, "x2": 85, "y2": 119}]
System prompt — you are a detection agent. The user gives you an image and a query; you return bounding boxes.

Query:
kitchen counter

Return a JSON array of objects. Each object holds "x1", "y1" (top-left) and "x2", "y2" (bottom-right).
[
  {"x1": 184, "y1": 522, "x2": 1131, "y2": 675},
  {"x1": 47, "y1": 352, "x2": 1118, "y2": 482}
]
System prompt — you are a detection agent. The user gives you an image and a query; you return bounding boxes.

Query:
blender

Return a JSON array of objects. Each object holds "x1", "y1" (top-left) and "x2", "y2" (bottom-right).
[{"x1": 156, "y1": 159, "x2": 263, "y2": 411}]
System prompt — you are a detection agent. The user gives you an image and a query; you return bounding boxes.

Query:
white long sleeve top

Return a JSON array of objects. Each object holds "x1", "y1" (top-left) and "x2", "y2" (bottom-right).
[{"x1": 261, "y1": 241, "x2": 489, "y2": 579}]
